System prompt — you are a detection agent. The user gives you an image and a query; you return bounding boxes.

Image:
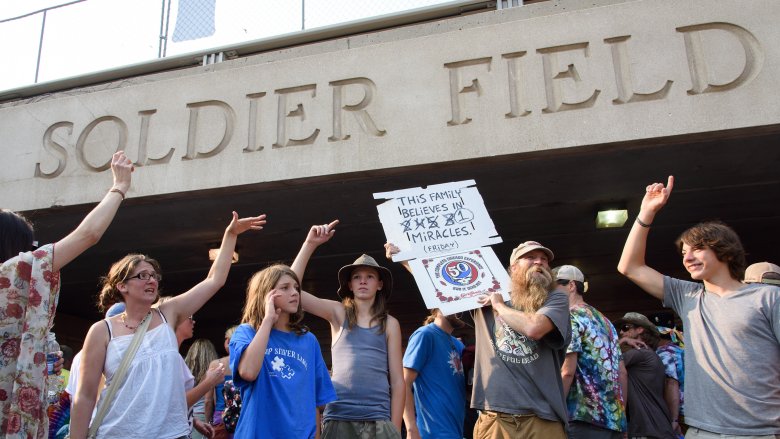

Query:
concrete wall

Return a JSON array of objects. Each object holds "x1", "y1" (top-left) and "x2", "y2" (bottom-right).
[{"x1": 2, "y1": 0, "x2": 778, "y2": 211}]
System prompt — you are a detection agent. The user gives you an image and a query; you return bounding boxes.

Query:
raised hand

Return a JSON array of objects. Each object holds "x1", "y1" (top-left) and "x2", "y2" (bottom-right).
[
  {"x1": 263, "y1": 290, "x2": 282, "y2": 324},
  {"x1": 110, "y1": 150, "x2": 134, "y2": 193},
  {"x1": 227, "y1": 211, "x2": 267, "y2": 235},
  {"x1": 640, "y1": 176, "x2": 674, "y2": 215},
  {"x1": 305, "y1": 219, "x2": 339, "y2": 246}
]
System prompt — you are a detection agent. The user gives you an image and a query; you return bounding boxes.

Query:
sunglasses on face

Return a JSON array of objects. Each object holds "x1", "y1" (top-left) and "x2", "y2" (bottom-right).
[{"x1": 620, "y1": 324, "x2": 635, "y2": 332}]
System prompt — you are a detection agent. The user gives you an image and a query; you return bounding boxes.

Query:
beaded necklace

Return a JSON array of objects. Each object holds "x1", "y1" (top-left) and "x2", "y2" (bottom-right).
[{"x1": 120, "y1": 310, "x2": 151, "y2": 332}]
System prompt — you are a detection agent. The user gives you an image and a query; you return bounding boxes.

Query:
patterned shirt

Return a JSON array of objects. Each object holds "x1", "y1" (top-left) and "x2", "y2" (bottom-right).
[
  {"x1": 566, "y1": 303, "x2": 626, "y2": 432},
  {"x1": 1, "y1": 245, "x2": 61, "y2": 439},
  {"x1": 656, "y1": 343, "x2": 685, "y2": 417}
]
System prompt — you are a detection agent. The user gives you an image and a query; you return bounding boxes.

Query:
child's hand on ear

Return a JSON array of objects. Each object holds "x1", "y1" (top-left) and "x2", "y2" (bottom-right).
[{"x1": 264, "y1": 290, "x2": 282, "y2": 324}]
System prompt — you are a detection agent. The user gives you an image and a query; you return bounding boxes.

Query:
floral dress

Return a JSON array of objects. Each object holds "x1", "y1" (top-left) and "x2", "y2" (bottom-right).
[{"x1": 1, "y1": 244, "x2": 61, "y2": 439}]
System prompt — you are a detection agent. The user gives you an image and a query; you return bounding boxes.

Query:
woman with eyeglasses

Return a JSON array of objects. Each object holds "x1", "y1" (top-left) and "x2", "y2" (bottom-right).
[
  {"x1": 69, "y1": 211, "x2": 266, "y2": 439},
  {"x1": 1, "y1": 151, "x2": 133, "y2": 439}
]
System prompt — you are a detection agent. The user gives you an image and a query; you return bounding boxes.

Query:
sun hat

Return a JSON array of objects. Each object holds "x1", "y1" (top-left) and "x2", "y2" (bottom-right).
[
  {"x1": 337, "y1": 254, "x2": 393, "y2": 299},
  {"x1": 614, "y1": 312, "x2": 660, "y2": 337}
]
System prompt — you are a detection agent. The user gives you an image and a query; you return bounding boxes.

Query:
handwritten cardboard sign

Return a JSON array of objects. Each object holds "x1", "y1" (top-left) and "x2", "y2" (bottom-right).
[
  {"x1": 374, "y1": 180, "x2": 502, "y2": 261},
  {"x1": 374, "y1": 180, "x2": 510, "y2": 315}
]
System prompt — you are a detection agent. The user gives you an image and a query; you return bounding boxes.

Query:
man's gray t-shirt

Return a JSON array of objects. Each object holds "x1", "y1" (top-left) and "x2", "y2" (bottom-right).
[
  {"x1": 623, "y1": 349, "x2": 674, "y2": 439},
  {"x1": 471, "y1": 289, "x2": 571, "y2": 423},
  {"x1": 664, "y1": 276, "x2": 780, "y2": 435}
]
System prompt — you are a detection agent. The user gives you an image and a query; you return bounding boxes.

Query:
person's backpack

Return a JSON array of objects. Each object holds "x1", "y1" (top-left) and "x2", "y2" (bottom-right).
[{"x1": 221, "y1": 379, "x2": 242, "y2": 433}]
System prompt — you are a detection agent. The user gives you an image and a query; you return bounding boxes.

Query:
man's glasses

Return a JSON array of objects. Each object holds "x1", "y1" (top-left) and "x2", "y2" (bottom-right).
[
  {"x1": 126, "y1": 271, "x2": 162, "y2": 282},
  {"x1": 620, "y1": 324, "x2": 635, "y2": 332}
]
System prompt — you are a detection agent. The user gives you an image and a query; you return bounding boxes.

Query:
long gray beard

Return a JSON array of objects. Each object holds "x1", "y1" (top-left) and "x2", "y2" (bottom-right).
[{"x1": 510, "y1": 265, "x2": 553, "y2": 313}]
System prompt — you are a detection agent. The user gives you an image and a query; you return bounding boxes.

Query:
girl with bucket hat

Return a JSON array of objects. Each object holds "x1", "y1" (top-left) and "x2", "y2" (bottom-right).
[{"x1": 291, "y1": 220, "x2": 405, "y2": 439}]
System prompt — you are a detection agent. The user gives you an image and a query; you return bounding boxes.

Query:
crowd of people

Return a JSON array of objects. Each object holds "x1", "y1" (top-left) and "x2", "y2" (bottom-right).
[{"x1": 2, "y1": 167, "x2": 779, "y2": 439}]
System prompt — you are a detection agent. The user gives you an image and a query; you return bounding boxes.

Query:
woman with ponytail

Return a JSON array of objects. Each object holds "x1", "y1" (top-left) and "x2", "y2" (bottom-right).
[{"x1": 69, "y1": 211, "x2": 265, "y2": 439}]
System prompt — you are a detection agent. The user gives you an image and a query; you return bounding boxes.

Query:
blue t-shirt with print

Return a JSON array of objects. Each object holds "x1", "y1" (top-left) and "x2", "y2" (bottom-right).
[
  {"x1": 229, "y1": 324, "x2": 337, "y2": 439},
  {"x1": 403, "y1": 323, "x2": 466, "y2": 439}
]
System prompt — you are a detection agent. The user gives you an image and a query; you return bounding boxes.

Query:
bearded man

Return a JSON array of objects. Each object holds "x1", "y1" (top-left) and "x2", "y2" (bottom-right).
[{"x1": 471, "y1": 241, "x2": 571, "y2": 439}]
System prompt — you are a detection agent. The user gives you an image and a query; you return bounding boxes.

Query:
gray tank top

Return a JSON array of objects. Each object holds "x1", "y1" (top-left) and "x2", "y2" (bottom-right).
[{"x1": 323, "y1": 320, "x2": 391, "y2": 421}]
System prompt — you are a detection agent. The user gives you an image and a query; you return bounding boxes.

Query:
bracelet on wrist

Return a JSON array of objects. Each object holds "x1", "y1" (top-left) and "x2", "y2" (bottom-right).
[
  {"x1": 636, "y1": 217, "x2": 651, "y2": 228},
  {"x1": 109, "y1": 188, "x2": 126, "y2": 200}
]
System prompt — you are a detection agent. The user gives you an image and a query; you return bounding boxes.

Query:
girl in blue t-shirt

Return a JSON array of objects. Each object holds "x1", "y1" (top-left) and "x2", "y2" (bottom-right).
[{"x1": 229, "y1": 265, "x2": 336, "y2": 439}]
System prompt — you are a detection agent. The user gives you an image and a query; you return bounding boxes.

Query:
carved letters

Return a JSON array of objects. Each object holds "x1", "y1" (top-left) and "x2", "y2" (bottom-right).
[
  {"x1": 444, "y1": 22, "x2": 762, "y2": 125},
  {"x1": 34, "y1": 21, "x2": 763, "y2": 178}
]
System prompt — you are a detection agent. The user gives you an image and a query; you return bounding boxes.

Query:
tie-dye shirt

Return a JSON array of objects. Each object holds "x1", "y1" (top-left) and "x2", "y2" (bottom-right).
[
  {"x1": 566, "y1": 303, "x2": 626, "y2": 432},
  {"x1": 656, "y1": 343, "x2": 684, "y2": 417}
]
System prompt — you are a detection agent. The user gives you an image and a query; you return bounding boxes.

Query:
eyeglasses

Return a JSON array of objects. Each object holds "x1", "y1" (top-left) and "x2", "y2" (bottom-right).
[
  {"x1": 187, "y1": 315, "x2": 194, "y2": 322},
  {"x1": 620, "y1": 324, "x2": 635, "y2": 332},
  {"x1": 126, "y1": 271, "x2": 162, "y2": 282}
]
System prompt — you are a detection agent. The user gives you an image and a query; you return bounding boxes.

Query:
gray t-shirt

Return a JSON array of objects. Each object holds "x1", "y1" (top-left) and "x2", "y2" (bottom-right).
[
  {"x1": 623, "y1": 349, "x2": 674, "y2": 439},
  {"x1": 664, "y1": 276, "x2": 780, "y2": 435},
  {"x1": 471, "y1": 289, "x2": 571, "y2": 423}
]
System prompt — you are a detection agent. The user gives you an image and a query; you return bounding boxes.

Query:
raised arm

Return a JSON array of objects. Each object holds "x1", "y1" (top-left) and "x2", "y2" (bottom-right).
[
  {"x1": 236, "y1": 292, "x2": 279, "y2": 381},
  {"x1": 53, "y1": 151, "x2": 133, "y2": 272},
  {"x1": 162, "y1": 211, "x2": 265, "y2": 324},
  {"x1": 617, "y1": 176, "x2": 674, "y2": 300},
  {"x1": 69, "y1": 321, "x2": 110, "y2": 439},
  {"x1": 386, "y1": 316, "x2": 406, "y2": 432},
  {"x1": 291, "y1": 220, "x2": 344, "y2": 325}
]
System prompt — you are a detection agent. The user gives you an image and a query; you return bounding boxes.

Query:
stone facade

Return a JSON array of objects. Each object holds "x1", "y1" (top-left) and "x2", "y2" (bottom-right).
[{"x1": 2, "y1": 0, "x2": 778, "y2": 211}]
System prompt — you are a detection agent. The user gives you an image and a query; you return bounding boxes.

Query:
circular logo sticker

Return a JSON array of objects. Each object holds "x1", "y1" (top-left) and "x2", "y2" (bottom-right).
[{"x1": 441, "y1": 260, "x2": 479, "y2": 286}]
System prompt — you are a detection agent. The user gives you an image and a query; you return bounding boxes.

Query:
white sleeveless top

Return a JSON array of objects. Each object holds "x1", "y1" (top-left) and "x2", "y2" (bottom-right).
[{"x1": 94, "y1": 309, "x2": 190, "y2": 438}]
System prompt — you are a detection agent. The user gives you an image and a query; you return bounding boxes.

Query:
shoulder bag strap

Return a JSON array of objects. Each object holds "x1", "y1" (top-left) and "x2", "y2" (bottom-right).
[{"x1": 87, "y1": 311, "x2": 153, "y2": 439}]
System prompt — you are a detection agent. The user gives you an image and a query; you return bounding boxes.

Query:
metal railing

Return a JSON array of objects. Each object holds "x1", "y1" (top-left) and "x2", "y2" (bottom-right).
[{"x1": 1, "y1": 0, "x2": 503, "y2": 92}]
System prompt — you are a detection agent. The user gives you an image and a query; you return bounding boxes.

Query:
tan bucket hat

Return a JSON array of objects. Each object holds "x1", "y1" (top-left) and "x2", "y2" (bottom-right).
[{"x1": 337, "y1": 254, "x2": 394, "y2": 299}]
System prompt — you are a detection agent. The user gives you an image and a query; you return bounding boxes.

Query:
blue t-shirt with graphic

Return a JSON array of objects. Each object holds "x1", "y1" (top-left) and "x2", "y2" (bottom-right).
[
  {"x1": 403, "y1": 323, "x2": 465, "y2": 439},
  {"x1": 566, "y1": 304, "x2": 626, "y2": 432},
  {"x1": 229, "y1": 324, "x2": 337, "y2": 439}
]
